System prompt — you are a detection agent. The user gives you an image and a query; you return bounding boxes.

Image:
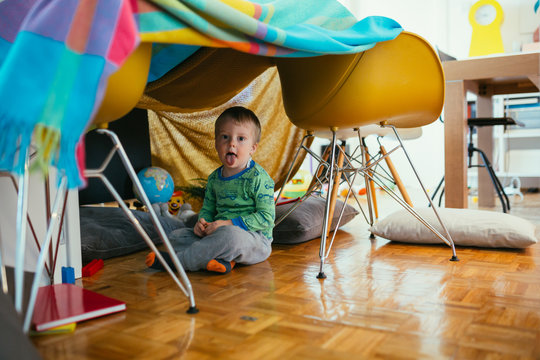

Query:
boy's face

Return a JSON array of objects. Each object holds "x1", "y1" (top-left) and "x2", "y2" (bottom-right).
[{"x1": 215, "y1": 119, "x2": 258, "y2": 177}]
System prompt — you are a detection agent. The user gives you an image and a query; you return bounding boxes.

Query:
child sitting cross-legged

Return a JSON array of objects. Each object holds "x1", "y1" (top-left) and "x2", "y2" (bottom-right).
[{"x1": 146, "y1": 106, "x2": 275, "y2": 274}]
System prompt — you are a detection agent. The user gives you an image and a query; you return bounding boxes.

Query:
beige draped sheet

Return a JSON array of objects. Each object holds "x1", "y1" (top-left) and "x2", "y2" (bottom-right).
[{"x1": 137, "y1": 48, "x2": 312, "y2": 191}]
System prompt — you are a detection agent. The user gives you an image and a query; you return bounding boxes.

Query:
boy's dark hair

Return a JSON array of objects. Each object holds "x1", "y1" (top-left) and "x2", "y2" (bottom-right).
[{"x1": 215, "y1": 106, "x2": 261, "y2": 143}]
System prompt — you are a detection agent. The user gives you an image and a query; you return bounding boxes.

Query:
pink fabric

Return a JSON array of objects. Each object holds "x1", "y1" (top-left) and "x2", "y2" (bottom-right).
[{"x1": 107, "y1": 0, "x2": 138, "y2": 67}]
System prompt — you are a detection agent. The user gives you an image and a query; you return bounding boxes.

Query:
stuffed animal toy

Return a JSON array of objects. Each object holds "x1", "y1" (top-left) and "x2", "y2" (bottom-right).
[{"x1": 168, "y1": 190, "x2": 185, "y2": 216}]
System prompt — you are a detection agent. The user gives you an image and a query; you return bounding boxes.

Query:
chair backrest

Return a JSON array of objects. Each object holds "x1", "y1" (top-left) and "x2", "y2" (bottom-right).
[
  {"x1": 93, "y1": 31, "x2": 444, "y2": 133},
  {"x1": 275, "y1": 31, "x2": 445, "y2": 131}
]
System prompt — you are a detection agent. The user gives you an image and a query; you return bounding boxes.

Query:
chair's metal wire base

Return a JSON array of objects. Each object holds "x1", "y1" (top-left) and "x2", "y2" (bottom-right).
[
  {"x1": 4, "y1": 129, "x2": 198, "y2": 334},
  {"x1": 85, "y1": 129, "x2": 198, "y2": 314},
  {"x1": 276, "y1": 126, "x2": 459, "y2": 279}
]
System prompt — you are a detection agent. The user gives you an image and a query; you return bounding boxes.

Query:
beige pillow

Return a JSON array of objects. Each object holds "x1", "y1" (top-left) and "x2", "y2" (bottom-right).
[{"x1": 370, "y1": 207, "x2": 538, "y2": 248}]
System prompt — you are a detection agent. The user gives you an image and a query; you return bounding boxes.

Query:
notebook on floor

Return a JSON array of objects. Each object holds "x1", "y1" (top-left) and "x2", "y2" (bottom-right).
[{"x1": 32, "y1": 284, "x2": 126, "y2": 332}]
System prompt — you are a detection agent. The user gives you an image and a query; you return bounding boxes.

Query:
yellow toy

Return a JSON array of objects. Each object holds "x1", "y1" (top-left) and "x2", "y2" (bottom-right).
[
  {"x1": 281, "y1": 169, "x2": 312, "y2": 199},
  {"x1": 168, "y1": 190, "x2": 185, "y2": 216}
]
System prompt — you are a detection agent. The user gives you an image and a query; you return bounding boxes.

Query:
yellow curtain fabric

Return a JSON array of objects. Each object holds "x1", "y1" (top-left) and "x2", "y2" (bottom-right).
[
  {"x1": 139, "y1": 48, "x2": 273, "y2": 113},
  {"x1": 142, "y1": 67, "x2": 311, "y2": 193}
]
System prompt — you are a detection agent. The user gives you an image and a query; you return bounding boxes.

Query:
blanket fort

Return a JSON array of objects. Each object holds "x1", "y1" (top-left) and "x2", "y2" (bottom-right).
[{"x1": 0, "y1": 0, "x2": 402, "y2": 189}]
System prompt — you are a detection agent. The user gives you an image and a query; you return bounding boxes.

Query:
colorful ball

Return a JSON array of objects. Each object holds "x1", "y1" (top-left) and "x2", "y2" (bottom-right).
[{"x1": 133, "y1": 167, "x2": 174, "y2": 204}]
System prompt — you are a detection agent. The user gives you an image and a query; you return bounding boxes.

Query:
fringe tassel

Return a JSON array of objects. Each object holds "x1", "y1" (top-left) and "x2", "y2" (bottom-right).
[
  {"x1": 0, "y1": 120, "x2": 33, "y2": 175},
  {"x1": 30, "y1": 124, "x2": 61, "y2": 179},
  {"x1": 56, "y1": 135, "x2": 84, "y2": 189},
  {"x1": 0, "y1": 121, "x2": 83, "y2": 190}
]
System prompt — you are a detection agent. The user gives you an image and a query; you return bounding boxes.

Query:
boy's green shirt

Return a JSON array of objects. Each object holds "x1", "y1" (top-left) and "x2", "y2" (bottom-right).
[{"x1": 198, "y1": 161, "x2": 275, "y2": 239}]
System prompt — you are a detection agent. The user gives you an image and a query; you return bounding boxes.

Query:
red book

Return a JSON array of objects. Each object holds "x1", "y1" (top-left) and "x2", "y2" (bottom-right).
[{"x1": 32, "y1": 284, "x2": 126, "y2": 332}]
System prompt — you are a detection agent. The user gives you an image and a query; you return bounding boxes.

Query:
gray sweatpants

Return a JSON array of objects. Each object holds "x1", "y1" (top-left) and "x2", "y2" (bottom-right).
[{"x1": 167, "y1": 225, "x2": 272, "y2": 271}]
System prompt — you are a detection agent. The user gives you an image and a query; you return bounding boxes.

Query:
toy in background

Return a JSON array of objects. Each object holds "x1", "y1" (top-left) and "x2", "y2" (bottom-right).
[
  {"x1": 151, "y1": 189, "x2": 198, "y2": 226},
  {"x1": 132, "y1": 167, "x2": 197, "y2": 226},
  {"x1": 133, "y1": 166, "x2": 174, "y2": 204},
  {"x1": 281, "y1": 169, "x2": 312, "y2": 199},
  {"x1": 151, "y1": 201, "x2": 197, "y2": 225},
  {"x1": 504, "y1": 177, "x2": 524, "y2": 202},
  {"x1": 339, "y1": 185, "x2": 364, "y2": 198},
  {"x1": 168, "y1": 190, "x2": 198, "y2": 224},
  {"x1": 168, "y1": 190, "x2": 185, "y2": 216}
]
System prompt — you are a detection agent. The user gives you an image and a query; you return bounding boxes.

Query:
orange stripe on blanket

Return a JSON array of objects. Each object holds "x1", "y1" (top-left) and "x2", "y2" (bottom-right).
[
  {"x1": 137, "y1": 0, "x2": 158, "y2": 13},
  {"x1": 66, "y1": 0, "x2": 98, "y2": 53}
]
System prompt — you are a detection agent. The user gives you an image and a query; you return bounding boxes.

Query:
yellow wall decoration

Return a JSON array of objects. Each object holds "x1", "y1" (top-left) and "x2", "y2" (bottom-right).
[{"x1": 469, "y1": 0, "x2": 505, "y2": 57}]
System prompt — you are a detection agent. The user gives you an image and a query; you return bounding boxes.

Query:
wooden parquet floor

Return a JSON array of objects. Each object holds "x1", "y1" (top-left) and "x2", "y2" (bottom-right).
[{"x1": 32, "y1": 193, "x2": 540, "y2": 359}]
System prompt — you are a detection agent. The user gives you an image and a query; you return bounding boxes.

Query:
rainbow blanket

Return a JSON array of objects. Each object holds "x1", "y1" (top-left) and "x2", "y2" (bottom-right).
[{"x1": 0, "y1": 0, "x2": 402, "y2": 188}]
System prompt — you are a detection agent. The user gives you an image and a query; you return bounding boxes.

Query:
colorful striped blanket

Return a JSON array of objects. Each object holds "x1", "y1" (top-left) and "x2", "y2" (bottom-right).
[{"x1": 0, "y1": 0, "x2": 402, "y2": 188}]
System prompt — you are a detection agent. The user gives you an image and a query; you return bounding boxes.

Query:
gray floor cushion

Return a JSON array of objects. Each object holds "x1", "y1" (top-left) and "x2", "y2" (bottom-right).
[
  {"x1": 80, "y1": 197, "x2": 360, "y2": 262},
  {"x1": 273, "y1": 196, "x2": 359, "y2": 244},
  {"x1": 79, "y1": 206, "x2": 187, "y2": 264}
]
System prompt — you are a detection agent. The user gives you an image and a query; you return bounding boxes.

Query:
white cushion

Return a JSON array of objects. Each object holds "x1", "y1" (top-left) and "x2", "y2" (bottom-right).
[{"x1": 370, "y1": 207, "x2": 538, "y2": 248}]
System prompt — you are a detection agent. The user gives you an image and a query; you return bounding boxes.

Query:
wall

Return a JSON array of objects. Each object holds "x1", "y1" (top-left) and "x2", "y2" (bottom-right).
[
  {"x1": 341, "y1": 0, "x2": 540, "y2": 57},
  {"x1": 312, "y1": 0, "x2": 540, "y2": 195}
]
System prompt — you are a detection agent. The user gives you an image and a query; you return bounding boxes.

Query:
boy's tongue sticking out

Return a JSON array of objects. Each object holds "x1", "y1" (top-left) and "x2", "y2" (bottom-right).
[{"x1": 226, "y1": 152, "x2": 237, "y2": 166}]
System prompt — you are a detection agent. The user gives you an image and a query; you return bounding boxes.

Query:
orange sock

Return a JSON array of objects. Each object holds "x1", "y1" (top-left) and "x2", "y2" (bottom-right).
[
  {"x1": 145, "y1": 251, "x2": 174, "y2": 271},
  {"x1": 145, "y1": 252, "x2": 156, "y2": 267},
  {"x1": 206, "y1": 259, "x2": 235, "y2": 274}
]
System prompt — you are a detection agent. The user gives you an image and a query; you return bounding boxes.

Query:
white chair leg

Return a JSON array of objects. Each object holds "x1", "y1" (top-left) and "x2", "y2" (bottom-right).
[
  {"x1": 14, "y1": 148, "x2": 30, "y2": 314},
  {"x1": 22, "y1": 177, "x2": 68, "y2": 333},
  {"x1": 356, "y1": 130, "x2": 375, "y2": 228},
  {"x1": 317, "y1": 130, "x2": 338, "y2": 279},
  {"x1": 85, "y1": 129, "x2": 198, "y2": 313},
  {"x1": 366, "y1": 124, "x2": 458, "y2": 261}
]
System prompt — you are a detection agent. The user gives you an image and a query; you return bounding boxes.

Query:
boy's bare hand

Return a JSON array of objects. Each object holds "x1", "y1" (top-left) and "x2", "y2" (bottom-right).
[
  {"x1": 194, "y1": 218, "x2": 208, "y2": 237},
  {"x1": 204, "y1": 219, "x2": 232, "y2": 235}
]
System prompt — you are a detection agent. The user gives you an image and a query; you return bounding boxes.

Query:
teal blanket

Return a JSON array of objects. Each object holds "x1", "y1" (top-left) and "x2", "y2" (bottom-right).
[{"x1": 0, "y1": 0, "x2": 402, "y2": 188}]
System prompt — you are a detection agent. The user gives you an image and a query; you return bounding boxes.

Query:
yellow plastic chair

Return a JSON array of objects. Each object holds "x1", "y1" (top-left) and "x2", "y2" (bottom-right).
[{"x1": 274, "y1": 31, "x2": 458, "y2": 279}]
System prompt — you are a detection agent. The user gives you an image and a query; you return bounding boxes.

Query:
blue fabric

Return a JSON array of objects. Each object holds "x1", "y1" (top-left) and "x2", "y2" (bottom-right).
[
  {"x1": 148, "y1": 43, "x2": 199, "y2": 82},
  {"x1": 232, "y1": 217, "x2": 249, "y2": 231}
]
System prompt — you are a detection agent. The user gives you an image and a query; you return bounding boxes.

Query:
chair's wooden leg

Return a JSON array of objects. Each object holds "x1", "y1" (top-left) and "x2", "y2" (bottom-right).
[
  {"x1": 363, "y1": 145, "x2": 379, "y2": 219},
  {"x1": 380, "y1": 144, "x2": 413, "y2": 207},
  {"x1": 326, "y1": 146, "x2": 345, "y2": 238}
]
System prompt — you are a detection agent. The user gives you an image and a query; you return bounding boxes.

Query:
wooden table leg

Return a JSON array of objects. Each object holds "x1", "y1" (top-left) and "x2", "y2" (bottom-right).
[
  {"x1": 476, "y1": 90, "x2": 496, "y2": 207},
  {"x1": 444, "y1": 80, "x2": 468, "y2": 208}
]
